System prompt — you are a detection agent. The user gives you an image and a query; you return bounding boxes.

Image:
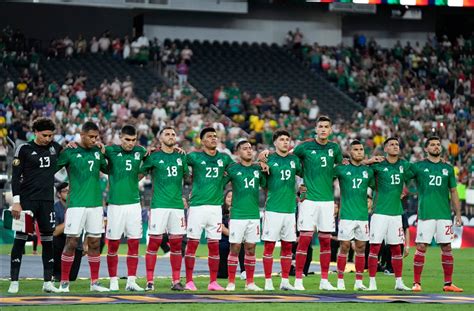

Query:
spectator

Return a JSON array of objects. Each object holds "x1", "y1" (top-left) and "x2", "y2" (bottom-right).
[
  {"x1": 98, "y1": 33, "x2": 111, "y2": 53},
  {"x1": 180, "y1": 45, "x2": 193, "y2": 65},
  {"x1": 176, "y1": 59, "x2": 189, "y2": 87},
  {"x1": 90, "y1": 36, "x2": 99, "y2": 54},
  {"x1": 278, "y1": 93, "x2": 291, "y2": 114}
]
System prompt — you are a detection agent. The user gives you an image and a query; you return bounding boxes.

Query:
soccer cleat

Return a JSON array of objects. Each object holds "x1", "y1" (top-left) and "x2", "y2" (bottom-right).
[
  {"x1": 126, "y1": 280, "x2": 144, "y2": 292},
  {"x1": 171, "y1": 282, "x2": 185, "y2": 291},
  {"x1": 58, "y1": 281, "x2": 70, "y2": 293},
  {"x1": 8, "y1": 281, "x2": 19, "y2": 294},
  {"x1": 145, "y1": 282, "x2": 155, "y2": 291},
  {"x1": 319, "y1": 279, "x2": 337, "y2": 291},
  {"x1": 245, "y1": 283, "x2": 263, "y2": 291},
  {"x1": 185, "y1": 281, "x2": 198, "y2": 291},
  {"x1": 367, "y1": 278, "x2": 377, "y2": 291},
  {"x1": 354, "y1": 282, "x2": 368, "y2": 291},
  {"x1": 412, "y1": 283, "x2": 422, "y2": 292},
  {"x1": 279, "y1": 282, "x2": 295, "y2": 291},
  {"x1": 42, "y1": 281, "x2": 60, "y2": 293},
  {"x1": 90, "y1": 282, "x2": 110, "y2": 292},
  {"x1": 294, "y1": 278, "x2": 305, "y2": 291},
  {"x1": 226, "y1": 283, "x2": 236, "y2": 291},
  {"x1": 109, "y1": 277, "x2": 119, "y2": 291},
  {"x1": 337, "y1": 279, "x2": 346, "y2": 291},
  {"x1": 208, "y1": 281, "x2": 225, "y2": 291},
  {"x1": 443, "y1": 284, "x2": 463, "y2": 292},
  {"x1": 395, "y1": 282, "x2": 411, "y2": 291},
  {"x1": 240, "y1": 271, "x2": 247, "y2": 280},
  {"x1": 264, "y1": 279, "x2": 275, "y2": 291}
]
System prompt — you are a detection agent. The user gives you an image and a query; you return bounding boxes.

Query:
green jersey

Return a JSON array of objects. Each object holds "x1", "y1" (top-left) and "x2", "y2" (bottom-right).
[
  {"x1": 140, "y1": 150, "x2": 189, "y2": 209},
  {"x1": 226, "y1": 163, "x2": 265, "y2": 220},
  {"x1": 409, "y1": 160, "x2": 456, "y2": 220},
  {"x1": 372, "y1": 159, "x2": 412, "y2": 216},
  {"x1": 187, "y1": 151, "x2": 233, "y2": 206},
  {"x1": 334, "y1": 164, "x2": 374, "y2": 221},
  {"x1": 105, "y1": 145, "x2": 147, "y2": 205},
  {"x1": 265, "y1": 153, "x2": 302, "y2": 214},
  {"x1": 57, "y1": 146, "x2": 108, "y2": 208},
  {"x1": 293, "y1": 140, "x2": 342, "y2": 201}
]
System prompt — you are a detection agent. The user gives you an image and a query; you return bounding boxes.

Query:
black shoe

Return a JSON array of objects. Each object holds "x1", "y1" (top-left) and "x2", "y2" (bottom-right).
[
  {"x1": 171, "y1": 282, "x2": 185, "y2": 291},
  {"x1": 145, "y1": 282, "x2": 154, "y2": 291}
]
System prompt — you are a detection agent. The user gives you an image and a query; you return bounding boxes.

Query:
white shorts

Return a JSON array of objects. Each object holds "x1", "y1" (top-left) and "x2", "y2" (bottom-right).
[
  {"x1": 64, "y1": 207, "x2": 104, "y2": 237},
  {"x1": 338, "y1": 219, "x2": 369, "y2": 241},
  {"x1": 415, "y1": 219, "x2": 454, "y2": 244},
  {"x1": 369, "y1": 214, "x2": 404, "y2": 245},
  {"x1": 297, "y1": 200, "x2": 335, "y2": 232},
  {"x1": 186, "y1": 205, "x2": 222, "y2": 240},
  {"x1": 262, "y1": 211, "x2": 296, "y2": 242},
  {"x1": 229, "y1": 219, "x2": 260, "y2": 244},
  {"x1": 148, "y1": 208, "x2": 186, "y2": 236},
  {"x1": 106, "y1": 203, "x2": 143, "y2": 240}
]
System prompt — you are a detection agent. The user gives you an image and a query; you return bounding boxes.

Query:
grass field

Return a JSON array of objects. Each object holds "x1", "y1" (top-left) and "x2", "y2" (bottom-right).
[{"x1": 1, "y1": 246, "x2": 473, "y2": 310}]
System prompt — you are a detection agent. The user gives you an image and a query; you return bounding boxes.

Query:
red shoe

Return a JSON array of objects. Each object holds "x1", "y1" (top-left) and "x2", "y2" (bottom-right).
[
  {"x1": 443, "y1": 284, "x2": 463, "y2": 292},
  {"x1": 412, "y1": 283, "x2": 422, "y2": 292}
]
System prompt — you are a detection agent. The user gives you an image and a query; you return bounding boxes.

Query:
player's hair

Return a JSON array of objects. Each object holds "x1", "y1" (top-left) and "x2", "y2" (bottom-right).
[
  {"x1": 32, "y1": 118, "x2": 55, "y2": 132},
  {"x1": 235, "y1": 139, "x2": 250, "y2": 151},
  {"x1": 316, "y1": 115, "x2": 332, "y2": 125},
  {"x1": 425, "y1": 136, "x2": 441, "y2": 147},
  {"x1": 383, "y1": 137, "x2": 399, "y2": 147},
  {"x1": 350, "y1": 140, "x2": 363, "y2": 147},
  {"x1": 121, "y1": 124, "x2": 137, "y2": 136},
  {"x1": 159, "y1": 126, "x2": 176, "y2": 136},
  {"x1": 82, "y1": 121, "x2": 99, "y2": 133},
  {"x1": 200, "y1": 127, "x2": 216, "y2": 140},
  {"x1": 273, "y1": 130, "x2": 291, "y2": 142}
]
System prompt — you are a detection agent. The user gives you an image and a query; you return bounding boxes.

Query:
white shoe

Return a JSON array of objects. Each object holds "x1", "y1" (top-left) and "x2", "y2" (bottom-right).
[
  {"x1": 90, "y1": 282, "x2": 110, "y2": 292},
  {"x1": 42, "y1": 281, "x2": 60, "y2": 293},
  {"x1": 226, "y1": 283, "x2": 236, "y2": 291},
  {"x1": 367, "y1": 278, "x2": 377, "y2": 291},
  {"x1": 337, "y1": 279, "x2": 346, "y2": 291},
  {"x1": 240, "y1": 271, "x2": 247, "y2": 280},
  {"x1": 294, "y1": 278, "x2": 305, "y2": 291},
  {"x1": 8, "y1": 281, "x2": 19, "y2": 294},
  {"x1": 245, "y1": 283, "x2": 263, "y2": 291},
  {"x1": 126, "y1": 280, "x2": 145, "y2": 292},
  {"x1": 279, "y1": 281, "x2": 295, "y2": 291},
  {"x1": 58, "y1": 281, "x2": 70, "y2": 293},
  {"x1": 110, "y1": 277, "x2": 119, "y2": 291},
  {"x1": 354, "y1": 281, "x2": 368, "y2": 291},
  {"x1": 319, "y1": 279, "x2": 337, "y2": 291},
  {"x1": 264, "y1": 279, "x2": 275, "y2": 291},
  {"x1": 395, "y1": 282, "x2": 411, "y2": 291}
]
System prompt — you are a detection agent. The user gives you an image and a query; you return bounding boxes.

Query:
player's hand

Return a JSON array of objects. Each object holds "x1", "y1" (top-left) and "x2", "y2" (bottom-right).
[
  {"x1": 96, "y1": 142, "x2": 106, "y2": 154},
  {"x1": 366, "y1": 156, "x2": 385, "y2": 165},
  {"x1": 66, "y1": 141, "x2": 78, "y2": 149},
  {"x1": 174, "y1": 146, "x2": 186, "y2": 155},
  {"x1": 257, "y1": 150, "x2": 270, "y2": 163},
  {"x1": 82, "y1": 239, "x2": 89, "y2": 256},
  {"x1": 455, "y1": 214, "x2": 462, "y2": 227},
  {"x1": 403, "y1": 245, "x2": 410, "y2": 258},
  {"x1": 145, "y1": 146, "x2": 156, "y2": 157},
  {"x1": 11, "y1": 203, "x2": 22, "y2": 220},
  {"x1": 259, "y1": 161, "x2": 270, "y2": 174},
  {"x1": 342, "y1": 158, "x2": 350, "y2": 165}
]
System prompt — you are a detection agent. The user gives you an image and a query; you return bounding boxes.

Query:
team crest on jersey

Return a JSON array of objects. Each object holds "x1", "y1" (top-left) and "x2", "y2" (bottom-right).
[
  {"x1": 217, "y1": 159, "x2": 223, "y2": 167},
  {"x1": 442, "y1": 169, "x2": 448, "y2": 176},
  {"x1": 177, "y1": 158, "x2": 183, "y2": 166},
  {"x1": 253, "y1": 171, "x2": 260, "y2": 178},
  {"x1": 328, "y1": 149, "x2": 334, "y2": 157},
  {"x1": 290, "y1": 161, "x2": 295, "y2": 169},
  {"x1": 363, "y1": 171, "x2": 368, "y2": 179},
  {"x1": 49, "y1": 146, "x2": 56, "y2": 155},
  {"x1": 399, "y1": 166, "x2": 404, "y2": 173},
  {"x1": 134, "y1": 152, "x2": 141, "y2": 160},
  {"x1": 95, "y1": 152, "x2": 100, "y2": 160}
]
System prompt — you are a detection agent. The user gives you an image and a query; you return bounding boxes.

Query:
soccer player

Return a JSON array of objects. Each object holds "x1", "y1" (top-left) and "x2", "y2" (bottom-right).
[
  {"x1": 225, "y1": 140, "x2": 265, "y2": 291},
  {"x1": 367, "y1": 137, "x2": 411, "y2": 291},
  {"x1": 184, "y1": 127, "x2": 233, "y2": 291},
  {"x1": 141, "y1": 126, "x2": 188, "y2": 291},
  {"x1": 334, "y1": 140, "x2": 374, "y2": 291},
  {"x1": 105, "y1": 125, "x2": 147, "y2": 291},
  {"x1": 57, "y1": 121, "x2": 109, "y2": 292},
  {"x1": 261, "y1": 130, "x2": 302, "y2": 291},
  {"x1": 410, "y1": 136, "x2": 463, "y2": 292},
  {"x1": 8, "y1": 118, "x2": 62, "y2": 294}
]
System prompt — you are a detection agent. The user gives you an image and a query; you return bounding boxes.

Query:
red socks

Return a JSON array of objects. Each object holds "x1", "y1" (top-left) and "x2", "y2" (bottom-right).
[
  {"x1": 263, "y1": 241, "x2": 276, "y2": 279},
  {"x1": 368, "y1": 243, "x2": 381, "y2": 277},
  {"x1": 146, "y1": 235, "x2": 163, "y2": 283},
  {"x1": 355, "y1": 253, "x2": 365, "y2": 281},
  {"x1": 184, "y1": 239, "x2": 199, "y2": 283},
  {"x1": 442, "y1": 250, "x2": 454, "y2": 284},
  {"x1": 88, "y1": 254, "x2": 101, "y2": 283},
  {"x1": 295, "y1": 231, "x2": 313, "y2": 279},
  {"x1": 227, "y1": 252, "x2": 239, "y2": 284},
  {"x1": 127, "y1": 239, "x2": 140, "y2": 277},
  {"x1": 337, "y1": 252, "x2": 347, "y2": 279},
  {"x1": 244, "y1": 252, "x2": 256, "y2": 284},
  {"x1": 61, "y1": 252, "x2": 75, "y2": 282},
  {"x1": 413, "y1": 248, "x2": 426, "y2": 284},
  {"x1": 319, "y1": 233, "x2": 332, "y2": 279},
  {"x1": 208, "y1": 239, "x2": 220, "y2": 283},
  {"x1": 169, "y1": 235, "x2": 183, "y2": 284},
  {"x1": 280, "y1": 241, "x2": 293, "y2": 279},
  {"x1": 390, "y1": 244, "x2": 403, "y2": 278},
  {"x1": 107, "y1": 239, "x2": 120, "y2": 278}
]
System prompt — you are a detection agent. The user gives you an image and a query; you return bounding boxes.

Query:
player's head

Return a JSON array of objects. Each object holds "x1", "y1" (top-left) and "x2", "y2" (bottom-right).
[
  {"x1": 349, "y1": 140, "x2": 365, "y2": 162},
  {"x1": 81, "y1": 121, "x2": 100, "y2": 149},
  {"x1": 273, "y1": 130, "x2": 291, "y2": 153},
  {"x1": 32, "y1": 118, "x2": 55, "y2": 146},
  {"x1": 315, "y1": 116, "x2": 332, "y2": 140},
  {"x1": 120, "y1": 125, "x2": 137, "y2": 151},
  {"x1": 424, "y1": 136, "x2": 442, "y2": 157},
  {"x1": 200, "y1": 127, "x2": 218, "y2": 150},
  {"x1": 56, "y1": 182, "x2": 69, "y2": 201},
  {"x1": 236, "y1": 140, "x2": 253, "y2": 162},
  {"x1": 383, "y1": 137, "x2": 400, "y2": 157},
  {"x1": 159, "y1": 126, "x2": 177, "y2": 148}
]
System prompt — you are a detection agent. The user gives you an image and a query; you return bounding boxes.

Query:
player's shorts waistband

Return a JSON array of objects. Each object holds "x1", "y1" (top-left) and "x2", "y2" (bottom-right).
[
  {"x1": 108, "y1": 203, "x2": 141, "y2": 208},
  {"x1": 189, "y1": 205, "x2": 221, "y2": 209}
]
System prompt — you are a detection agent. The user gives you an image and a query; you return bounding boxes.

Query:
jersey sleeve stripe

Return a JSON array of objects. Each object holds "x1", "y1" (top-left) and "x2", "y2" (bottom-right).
[{"x1": 14, "y1": 143, "x2": 29, "y2": 157}]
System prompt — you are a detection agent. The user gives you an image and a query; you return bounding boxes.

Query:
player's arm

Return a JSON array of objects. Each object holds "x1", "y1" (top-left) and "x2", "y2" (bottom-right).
[
  {"x1": 404, "y1": 162, "x2": 416, "y2": 182},
  {"x1": 334, "y1": 145, "x2": 343, "y2": 165},
  {"x1": 55, "y1": 149, "x2": 70, "y2": 172},
  {"x1": 182, "y1": 154, "x2": 190, "y2": 177},
  {"x1": 99, "y1": 152, "x2": 109, "y2": 174},
  {"x1": 295, "y1": 156, "x2": 303, "y2": 177},
  {"x1": 448, "y1": 166, "x2": 462, "y2": 226},
  {"x1": 11, "y1": 144, "x2": 26, "y2": 219},
  {"x1": 139, "y1": 155, "x2": 153, "y2": 178}
]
